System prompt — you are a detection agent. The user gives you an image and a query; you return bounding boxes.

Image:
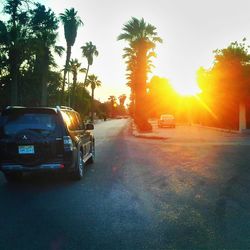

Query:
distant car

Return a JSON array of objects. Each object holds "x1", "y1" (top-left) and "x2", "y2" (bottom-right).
[
  {"x1": 0, "y1": 106, "x2": 95, "y2": 182},
  {"x1": 158, "y1": 114, "x2": 176, "y2": 128}
]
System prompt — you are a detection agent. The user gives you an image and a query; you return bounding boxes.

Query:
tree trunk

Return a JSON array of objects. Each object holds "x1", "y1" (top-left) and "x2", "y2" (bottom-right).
[
  {"x1": 61, "y1": 44, "x2": 71, "y2": 105},
  {"x1": 91, "y1": 87, "x2": 94, "y2": 122},
  {"x1": 71, "y1": 72, "x2": 77, "y2": 108},
  {"x1": 84, "y1": 64, "x2": 90, "y2": 85},
  {"x1": 134, "y1": 44, "x2": 152, "y2": 132}
]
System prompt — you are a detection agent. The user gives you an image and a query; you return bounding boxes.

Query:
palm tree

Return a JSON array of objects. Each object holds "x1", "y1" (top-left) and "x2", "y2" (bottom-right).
[
  {"x1": 30, "y1": 3, "x2": 63, "y2": 106},
  {"x1": 84, "y1": 74, "x2": 101, "y2": 122},
  {"x1": 123, "y1": 46, "x2": 137, "y2": 117},
  {"x1": 68, "y1": 58, "x2": 86, "y2": 107},
  {"x1": 118, "y1": 17, "x2": 162, "y2": 131},
  {"x1": 118, "y1": 94, "x2": 127, "y2": 115},
  {"x1": 60, "y1": 8, "x2": 83, "y2": 104},
  {"x1": 81, "y1": 41, "x2": 99, "y2": 84},
  {"x1": 118, "y1": 94, "x2": 126, "y2": 107},
  {"x1": 108, "y1": 95, "x2": 117, "y2": 118}
]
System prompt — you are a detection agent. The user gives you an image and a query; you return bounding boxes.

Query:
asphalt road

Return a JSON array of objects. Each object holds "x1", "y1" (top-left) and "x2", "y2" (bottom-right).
[{"x1": 1, "y1": 119, "x2": 250, "y2": 250}]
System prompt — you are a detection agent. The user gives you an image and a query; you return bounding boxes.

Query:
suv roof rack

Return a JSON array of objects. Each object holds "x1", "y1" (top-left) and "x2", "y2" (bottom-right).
[
  {"x1": 56, "y1": 106, "x2": 74, "y2": 111},
  {"x1": 5, "y1": 106, "x2": 25, "y2": 109}
]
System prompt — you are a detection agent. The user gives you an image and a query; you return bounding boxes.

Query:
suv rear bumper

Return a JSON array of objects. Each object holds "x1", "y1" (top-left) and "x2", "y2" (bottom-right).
[
  {"x1": 1, "y1": 163, "x2": 68, "y2": 172},
  {"x1": 158, "y1": 122, "x2": 175, "y2": 127}
]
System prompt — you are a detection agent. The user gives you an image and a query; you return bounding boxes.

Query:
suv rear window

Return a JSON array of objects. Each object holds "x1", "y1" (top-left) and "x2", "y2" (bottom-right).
[
  {"x1": 0, "y1": 113, "x2": 57, "y2": 137},
  {"x1": 161, "y1": 115, "x2": 173, "y2": 119}
]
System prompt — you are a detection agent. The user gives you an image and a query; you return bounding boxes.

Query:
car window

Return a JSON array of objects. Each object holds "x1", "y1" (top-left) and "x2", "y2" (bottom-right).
[
  {"x1": 75, "y1": 112, "x2": 84, "y2": 130},
  {"x1": 70, "y1": 112, "x2": 81, "y2": 130},
  {"x1": 0, "y1": 113, "x2": 57, "y2": 137},
  {"x1": 61, "y1": 111, "x2": 81, "y2": 131},
  {"x1": 161, "y1": 115, "x2": 174, "y2": 119}
]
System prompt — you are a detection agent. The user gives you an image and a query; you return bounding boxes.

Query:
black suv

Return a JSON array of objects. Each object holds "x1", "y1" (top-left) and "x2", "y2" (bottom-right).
[{"x1": 0, "y1": 106, "x2": 95, "y2": 182}]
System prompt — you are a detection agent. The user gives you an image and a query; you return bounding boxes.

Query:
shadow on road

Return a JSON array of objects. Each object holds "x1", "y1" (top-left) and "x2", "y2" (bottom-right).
[{"x1": 0, "y1": 172, "x2": 81, "y2": 193}]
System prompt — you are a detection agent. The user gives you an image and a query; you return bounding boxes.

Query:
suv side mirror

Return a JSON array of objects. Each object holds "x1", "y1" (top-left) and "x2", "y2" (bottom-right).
[{"x1": 85, "y1": 123, "x2": 94, "y2": 130}]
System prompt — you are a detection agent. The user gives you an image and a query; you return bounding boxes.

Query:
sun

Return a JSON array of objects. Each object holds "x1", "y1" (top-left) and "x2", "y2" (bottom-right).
[
  {"x1": 172, "y1": 82, "x2": 201, "y2": 96},
  {"x1": 160, "y1": 71, "x2": 202, "y2": 96}
]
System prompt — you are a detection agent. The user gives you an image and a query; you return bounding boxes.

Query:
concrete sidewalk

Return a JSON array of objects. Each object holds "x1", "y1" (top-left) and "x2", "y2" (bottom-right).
[{"x1": 132, "y1": 119, "x2": 250, "y2": 142}]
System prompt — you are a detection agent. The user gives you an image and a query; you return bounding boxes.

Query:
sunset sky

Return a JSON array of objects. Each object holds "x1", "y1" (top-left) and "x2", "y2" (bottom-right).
[{"x1": 41, "y1": 0, "x2": 250, "y2": 101}]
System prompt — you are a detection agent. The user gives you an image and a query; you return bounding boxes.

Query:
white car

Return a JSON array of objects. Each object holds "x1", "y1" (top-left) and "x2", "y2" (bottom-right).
[{"x1": 158, "y1": 114, "x2": 176, "y2": 128}]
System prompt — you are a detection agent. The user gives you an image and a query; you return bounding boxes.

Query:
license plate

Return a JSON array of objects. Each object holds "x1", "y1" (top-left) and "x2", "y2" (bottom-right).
[{"x1": 18, "y1": 145, "x2": 35, "y2": 154}]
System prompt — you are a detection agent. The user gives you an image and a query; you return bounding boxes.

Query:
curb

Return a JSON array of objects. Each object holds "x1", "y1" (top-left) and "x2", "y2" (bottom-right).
[
  {"x1": 192, "y1": 124, "x2": 241, "y2": 134},
  {"x1": 133, "y1": 133, "x2": 166, "y2": 139}
]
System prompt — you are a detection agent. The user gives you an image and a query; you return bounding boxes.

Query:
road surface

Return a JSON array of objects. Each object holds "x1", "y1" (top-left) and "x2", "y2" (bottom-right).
[{"x1": 0, "y1": 119, "x2": 250, "y2": 249}]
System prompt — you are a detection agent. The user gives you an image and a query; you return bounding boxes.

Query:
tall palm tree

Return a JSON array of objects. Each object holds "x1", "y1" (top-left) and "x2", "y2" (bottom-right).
[
  {"x1": 30, "y1": 3, "x2": 63, "y2": 106},
  {"x1": 84, "y1": 74, "x2": 101, "y2": 122},
  {"x1": 123, "y1": 46, "x2": 155, "y2": 118},
  {"x1": 123, "y1": 46, "x2": 137, "y2": 117},
  {"x1": 81, "y1": 41, "x2": 99, "y2": 84},
  {"x1": 60, "y1": 8, "x2": 83, "y2": 104},
  {"x1": 68, "y1": 58, "x2": 86, "y2": 107},
  {"x1": 118, "y1": 17, "x2": 162, "y2": 131}
]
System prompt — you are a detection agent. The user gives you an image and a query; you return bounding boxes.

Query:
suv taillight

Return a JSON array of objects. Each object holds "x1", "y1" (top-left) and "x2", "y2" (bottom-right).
[{"x1": 63, "y1": 136, "x2": 73, "y2": 151}]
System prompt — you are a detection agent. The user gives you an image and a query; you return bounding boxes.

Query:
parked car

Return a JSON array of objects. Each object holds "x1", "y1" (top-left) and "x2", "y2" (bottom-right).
[
  {"x1": 0, "y1": 106, "x2": 95, "y2": 182},
  {"x1": 158, "y1": 114, "x2": 176, "y2": 128}
]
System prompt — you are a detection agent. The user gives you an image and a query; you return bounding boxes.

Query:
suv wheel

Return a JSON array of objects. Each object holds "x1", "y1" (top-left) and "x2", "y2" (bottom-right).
[
  {"x1": 87, "y1": 139, "x2": 95, "y2": 164},
  {"x1": 71, "y1": 150, "x2": 84, "y2": 180},
  {"x1": 4, "y1": 172, "x2": 23, "y2": 182}
]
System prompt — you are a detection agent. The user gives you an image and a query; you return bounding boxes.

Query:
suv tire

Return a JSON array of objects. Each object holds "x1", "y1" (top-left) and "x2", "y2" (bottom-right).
[
  {"x1": 71, "y1": 150, "x2": 84, "y2": 180},
  {"x1": 87, "y1": 139, "x2": 95, "y2": 164}
]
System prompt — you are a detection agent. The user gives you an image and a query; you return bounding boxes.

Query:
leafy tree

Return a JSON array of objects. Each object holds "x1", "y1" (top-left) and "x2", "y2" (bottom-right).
[
  {"x1": 81, "y1": 41, "x2": 99, "y2": 84},
  {"x1": 197, "y1": 40, "x2": 250, "y2": 103},
  {"x1": 0, "y1": 0, "x2": 29, "y2": 105},
  {"x1": 0, "y1": 1, "x2": 63, "y2": 107},
  {"x1": 196, "y1": 40, "x2": 250, "y2": 129},
  {"x1": 118, "y1": 17, "x2": 162, "y2": 131},
  {"x1": 0, "y1": 2, "x2": 106, "y2": 113},
  {"x1": 69, "y1": 83, "x2": 91, "y2": 117},
  {"x1": 47, "y1": 71, "x2": 63, "y2": 106},
  {"x1": 213, "y1": 41, "x2": 250, "y2": 100},
  {"x1": 60, "y1": 8, "x2": 83, "y2": 103},
  {"x1": 84, "y1": 74, "x2": 101, "y2": 122},
  {"x1": 0, "y1": 36, "x2": 9, "y2": 107},
  {"x1": 97, "y1": 101, "x2": 109, "y2": 119},
  {"x1": 148, "y1": 76, "x2": 178, "y2": 117}
]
